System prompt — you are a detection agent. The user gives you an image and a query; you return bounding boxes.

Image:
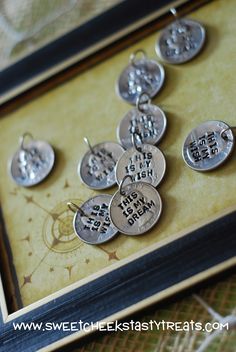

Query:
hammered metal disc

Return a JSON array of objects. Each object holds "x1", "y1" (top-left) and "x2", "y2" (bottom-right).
[
  {"x1": 10, "y1": 140, "x2": 55, "y2": 187},
  {"x1": 182, "y1": 120, "x2": 235, "y2": 171},
  {"x1": 117, "y1": 59, "x2": 165, "y2": 105},
  {"x1": 109, "y1": 182, "x2": 162, "y2": 235},
  {"x1": 117, "y1": 104, "x2": 167, "y2": 149},
  {"x1": 79, "y1": 142, "x2": 124, "y2": 190},
  {"x1": 73, "y1": 195, "x2": 118, "y2": 244},
  {"x1": 156, "y1": 18, "x2": 206, "y2": 64},
  {"x1": 116, "y1": 144, "x2": 166, "y2": 187}
]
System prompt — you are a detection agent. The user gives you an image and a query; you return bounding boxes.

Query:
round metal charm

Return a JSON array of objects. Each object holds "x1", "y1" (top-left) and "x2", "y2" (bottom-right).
[
  {"x1": 156, "y1": 18, "x2": 206, "y2": 64},
  {"x1": 182, "y1": 120, "x2": 235, "y2": 171},
  {"x1": 117, "y1": 50, "x2": 165, "y2": 105},
  {"x1": 117, "y1": 95, "x2": 167, "y2": 149},
  {"x1": 10, "y1": 133, "x2": 55, "y2": 187},
  {"x1": 109, "y1": 180, "x2": 162, "y2": 235},
  {"x1": 79, "y1": 141, "x2": 124, "y2": 190},
  {"x1": 68, "y1": 195, "x2": 118, "y2": 245},
  {"x1": 116, "y1": 144, "x2": 166, "y2": 187}
]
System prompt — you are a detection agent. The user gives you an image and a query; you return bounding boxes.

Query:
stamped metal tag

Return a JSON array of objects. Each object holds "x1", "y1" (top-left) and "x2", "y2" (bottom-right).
[
  {"x1": 10, "y1": 133, "x2": 55, "y2": 187},
  {"x1": 117, "y1": 50, "x2": 165, "y2": 105},
  {"x1": 156, "y1": 17, "x2": 206, "y2": 64},
  {"x1": 116, "y1": 144, "x2": 166, "y2": 188},
  {"x1": 68, "y1": 195, "x2": 118, "y2": 245},
  {"x1": 109, "y1": 180, "x2": 162, "y2": 235},
  {"x1": 117, "y1": 101, "x2": 167, "y2": 150},
  {"x1": 79, "y1": 141, "x2": 124, "y2": 190},
  {"x1": 182, "y1": 120, "x2": 235, "y2": 171}
]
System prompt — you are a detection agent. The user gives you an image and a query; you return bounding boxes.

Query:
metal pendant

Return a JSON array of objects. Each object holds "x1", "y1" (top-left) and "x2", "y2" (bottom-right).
[
  {"x1": 116, "y1": 132, "x2": 166, "y2": 187},
  {"x1": 116, "y1": 49, "x2": 165, "y2": 105},
  {"x1": 68, "y1": 195, "x2": 118, "y2": 245},
  {"x1": 109, "y1": 175, "x2": 162, "y2": 235},
  {"x1": 156, "y1": 8, "x2": 206, "y2": 64},
  {"x1": 10, "y1": 132, "x2": 55, "y2": 187},
  {"x1": 182, "y1": 120, "x2": 235, "y2": 171},
  {"x1": 79, "y1": 138, "x2": 124, "y2": 190},
  {"x1": 117, "y1": 93, "x2": 167, "y2": 149}
]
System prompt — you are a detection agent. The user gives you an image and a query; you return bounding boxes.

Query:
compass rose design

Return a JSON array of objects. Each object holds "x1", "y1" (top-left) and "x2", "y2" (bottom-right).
[
  {"x1": 9, "y1": 179, "x2": 120, "y2": 296},
  {"x1": 43, "y1": 200, "x2": 83, "y2": 253}
]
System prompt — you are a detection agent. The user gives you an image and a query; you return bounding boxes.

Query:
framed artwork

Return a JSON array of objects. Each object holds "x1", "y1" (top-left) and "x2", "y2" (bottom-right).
[
  {"x1": 0, "y1": 0, "x2": 235, "y2": 351},
  {"x1": 0, "y1": 0, "x2": 204, "y2": 105}
]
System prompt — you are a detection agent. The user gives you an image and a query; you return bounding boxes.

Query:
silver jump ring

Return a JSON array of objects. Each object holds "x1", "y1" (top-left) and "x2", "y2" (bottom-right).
[
  {"x1": 131, "y1": 131, "x2": 142, "y2": 152},
  {"x1": 170, "y1": 8, "x2": 178, "y2": 19},
  {"x1": 136, "y1": 92, "x2": 151, "y2": 113},
  {"x1": 67, "y1": 202, "x2": 86, "y2": 216},
  {"x1": 129, "y1": 49, "x2": 147, "y2": 67},
  {"x1": 84, "y1": 137, "x2": 94, "y2": 154},
  {"x1": 119, "y1": 175, "x2": 133, "y2": 196},
  {"x1": 220, "y1": 126, "x2": 236, "y2": 141},
  {"x1": 170, "y1": 7, "x2": 181, "y2": 25},
  {"x1": 19, "y1": 132, "x2": 34, "y2": 150}
]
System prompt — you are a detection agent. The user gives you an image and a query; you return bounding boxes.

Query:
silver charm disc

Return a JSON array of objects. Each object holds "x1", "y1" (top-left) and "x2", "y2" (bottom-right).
[
  {"x1": 116, "y1": 144, "x2": 166, "y2": 187},
  {"x1": 182, "y1": 120, "x2": 235, "y2": 171},
  {"x1": 110, "y1": 181, "x2": 162, "y2": 235},
  {"x1": 79, "y1": 142, "x2": 124, "y2": 189},
  {"x1": 73, "y1": 195, "x2": 118, "y2": 244},
  {"x1": 10, "y1": 136, "x2": 55, "y2": 187},
  {"x1": 117, "y1": 53, "x2": 165, "y2": 105},
  {"x1": 117, "y1": 103, "x2": 167, "y2": 149},
  {"x1": 156, "y1": 18, "x2": 206, "y2": 64}
]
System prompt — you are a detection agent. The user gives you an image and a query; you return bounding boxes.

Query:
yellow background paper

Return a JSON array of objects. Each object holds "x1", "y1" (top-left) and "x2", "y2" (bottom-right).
[{"x1": 0, "y1": 0, "x2": 235, "y2": 307}]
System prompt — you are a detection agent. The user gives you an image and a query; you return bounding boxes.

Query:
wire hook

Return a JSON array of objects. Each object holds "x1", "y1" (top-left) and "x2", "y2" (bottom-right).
[
  {"x1": 131, "y1": 131, "x2": 143, "y2": 152},
  {"x1": 84, "y1": 137, "x2": 95, "y2": 154},
  {"x1": 129, "y1": 49, "x2": 147, "y2": 67},
  {"x1": 136, "y1": 92, "x2": 151, "y2": 113},
  {"x1": 220, "y1": 126, "x2": 236, "y2": 141},
  {"x1": 19, "y1": 132, "x2": 34, "y2": 150},
  {"x1": 67, "y1": 202, "x2": 86, "y2": 216},
  {"x1": 119, "y1": 175, "x2": 133, "y2": 196}
]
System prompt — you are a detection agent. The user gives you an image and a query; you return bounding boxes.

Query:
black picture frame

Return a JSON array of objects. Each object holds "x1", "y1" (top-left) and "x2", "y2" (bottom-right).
[
  {"x1": 2, "y1": 1, "x2": 235, "y2": 351},
  {"x1": 0, "y1": 0, "x2": 191, "y2": 105},
  {"x1": 0, "y1": 208, "x2": 235, "y2": 351}
]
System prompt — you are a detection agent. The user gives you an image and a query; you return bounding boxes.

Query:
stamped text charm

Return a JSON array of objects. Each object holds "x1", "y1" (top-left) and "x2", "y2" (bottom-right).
[
  {"x1": 110, "y1": 176, "x2": 162, "y2": 235},
  {"x1": 182, "y1": 120, "x2": 235, "y2": 171},
  {"x1": 156, "y1": 8, "x2": 206, "y2": 64},
  {"x1": 10, "y1": 132, "x2": 55, "y2": 187},
  {"x1": 117, "y1": 93, "x2": 167, "y2": 149},
  {"x1": 117, "y1": 49, "x2": 165, "y2": 105},
  {"x1": 116, "y1": 132, "x2": 166, "y2": 187},
  {"x1": 79, "y1": 138, "x2": 124, "y2": 190},
  {"x1": 68, "y1": 195, "x2": 118, "y2": 245}
]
